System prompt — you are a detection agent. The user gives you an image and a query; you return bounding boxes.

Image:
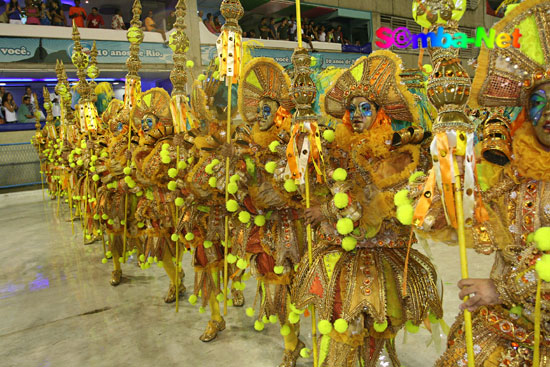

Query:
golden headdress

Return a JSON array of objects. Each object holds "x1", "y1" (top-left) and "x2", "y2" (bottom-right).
[
  {"x1": 323, "y1": 50, "x2": 417, "y2": 123},
  {"x1": 237, "y1": 57, "x2": 295, "y2": 125},
  {"x1": 130, "y1": 88, "x2": 173, "y2": 144},
  {"x1": 469, "y1": 0, "x2": 550, "y2": 109}
]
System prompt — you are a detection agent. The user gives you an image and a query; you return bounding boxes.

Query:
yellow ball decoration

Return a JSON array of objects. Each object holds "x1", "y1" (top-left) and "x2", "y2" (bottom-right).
[
  {"x1": 269, "y1": 315, "x2": 278, "y2": 324},
  {"x1": 323, "y1": 129, "x2": 335, "y2": 142},
  {"x1": 342, "y1": 236, "x2": 357, "y2": 252},
  {"x1": 334, "y1": 192, "x2": 349, "y2": 209},
  {"x1": 203, "y1": 240, "x2": 213, "y2": 249},
  {"x1": 171, "y1": 233, "x2": 179, "y2": 242},
  {"x1": 254, "y1": 320, "x2": 265, "y2": 331},
  {"x1": 228, "y1": 182, "x2": 238, "y2": 194},
  {"x1": 168, "y1": 168, "x2": 178, "y2": 178},
  {"x1": 246, "y1": 307, "x2": 255, "y2": 317},
  {"x1": 280, "y1": 324, "x2": 291, "y2": 336},
  {"x1": 238, "y1": 211, "x2": 251, "y2": 223},
  {"x1": 332, "y1": 168, "x2": 347, "y2": 181},
  {"x1": 254, "y1": 215, "x2": 266, "y2": 227},
  {"x1": 167, "y1": 181, "x2": 177, "y2": 191},
  {"x1": 373, "y1": 320, "x2": 388, "y2": 332},
  {"x1": 534, "y1": 227, "x2": 550, "y2": 251},
  {"x1": 337, "y1": 217, "x2": 354, "y2": 235},
  {"x1": 227, "y1": 254, "x2": 237, "y2": 264},
  {"x1": 186, "y1": 60, "x2": 195, "y2": 68},
  {"x1": 405, "y1": 320, "x2": 419, "y2": 333},
  {"x1": 188, "y1": 294, "x2": 198, "y2": 305},
  {"x1": 334, "y1": 318, "x2": 349, "y2": 333},
  {"x1": 288, "y1": 312, "x2": 300, "y2": 324},
  {"x1": 237, "y1": 258, "x2": 247, "y2": 270},
  {"x1": 274, "y1": 265, "x2": 284, "y2": 275},
  {"x1": 284, "y1": 179, "x2": 297, "y2": 193},
  {"x1": 175, "y1": 197, "x2": 184, "y2": 207},
  {"x1": 92, "y1": 174, "x2": 100, "y2": 182},
  {"x1": 226, "y1": 199, "x2": 239, "y2": 212},
  {"x1": 300, "y1": 348, "x2": 311, "y2": 358},
  {"x1": 396, "y1": 205, "x2": 414, "y2": 225},
  {"x1": 177, "y1": 161, "x2": 187, "y2": 170},
  {"x1": 536, "y1": 254, "x2": 550, "y2": 282},
  {"x1": 268, "y1": 140, "x2": 280, "y2": 153},
  {"x1": 265, "y1": 161, "x2": 277, "y2": 174},
  {"x1": 208, "y1": 176, "x2": 218, "y2": 188},
  {"x1": 185, "y1": 232, "x2": 195, "y2": 241},
  {"x1": 318, "y1": 320, "x2": 333, "y2": 335}
]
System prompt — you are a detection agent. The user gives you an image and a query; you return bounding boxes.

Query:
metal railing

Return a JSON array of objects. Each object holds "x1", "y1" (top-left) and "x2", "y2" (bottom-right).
[{"x1": 0, "y1": 142, "x2": 41, "y2": 188}]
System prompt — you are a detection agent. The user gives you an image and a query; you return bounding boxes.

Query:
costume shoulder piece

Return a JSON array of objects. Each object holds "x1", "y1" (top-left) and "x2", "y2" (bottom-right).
[
  {"x1": 469, "y1": 0, "x2": 550, "y2": 108},
  {"x1": 323, "y1": 50, "x2": 417, "y2": 123},
  {"x1": 238, "y1": 57, "x2": 294, "y2": 125}
]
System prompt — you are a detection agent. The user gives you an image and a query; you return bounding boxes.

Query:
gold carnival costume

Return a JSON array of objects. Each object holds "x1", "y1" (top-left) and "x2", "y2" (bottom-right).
[
  {"x1": 418, "y1": 1, "x2": 550, "y2": 365},
  {"x1": 292, "y1": 51, "x2": 443, "y2": 367}
]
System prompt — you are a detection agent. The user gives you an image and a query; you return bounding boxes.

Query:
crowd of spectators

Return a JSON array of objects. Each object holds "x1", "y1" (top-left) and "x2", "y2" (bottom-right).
[
  {"x1": 202, "y1": 13, "x2": 351, "y2": 49},
  {"x1": 0, "y1": 85, "x2": 60, "y2": 124}
]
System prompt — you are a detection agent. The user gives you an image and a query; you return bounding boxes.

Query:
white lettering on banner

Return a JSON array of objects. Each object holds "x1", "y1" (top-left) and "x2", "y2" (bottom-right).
[
  {"x1": 0, "y1": 46, "x2": 31, "y2": 56},
  {"x1": 145, "y1": 49, "x2": 162, "y2": 57}
]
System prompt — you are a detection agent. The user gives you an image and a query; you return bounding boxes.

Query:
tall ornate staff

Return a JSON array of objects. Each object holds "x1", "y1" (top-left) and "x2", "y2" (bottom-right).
[
  {"x1": 122, "y1": 0, "x2": 144, "y2": 262},
  {"x1": 216, "y1": 0, "x2": 243, "y2": 315},
  {"x1": 168, "y1": 0, "x2": 191, "y2": 313},
  {"x1": 411, "y1": 1, "x2": 480, "y2": 366},
  {"x1": 284, "y1": 1, "x2": 322, "y2": 366}
]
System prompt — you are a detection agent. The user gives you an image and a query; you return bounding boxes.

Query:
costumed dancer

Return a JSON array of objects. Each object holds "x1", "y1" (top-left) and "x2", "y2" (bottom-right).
[
  {"x1": 236, "y1": 57, "x2": 307, "y2": 366},
  {"x1": 292, "y1": 51, "x2": 443, "y2": 367},
  {"x1": 416, "y1": 1, "x2": 550, "y2": 365}
]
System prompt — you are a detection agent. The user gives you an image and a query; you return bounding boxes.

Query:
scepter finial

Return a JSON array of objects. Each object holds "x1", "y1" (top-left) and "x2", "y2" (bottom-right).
[{"x1": 169, "y1": 0, "x2": 189, "y2": 96}]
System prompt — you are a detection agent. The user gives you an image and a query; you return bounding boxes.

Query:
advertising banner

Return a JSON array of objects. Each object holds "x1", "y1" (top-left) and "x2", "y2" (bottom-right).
[{"x1": 0, "y1": 37, "x2": 172, "y2": 64}]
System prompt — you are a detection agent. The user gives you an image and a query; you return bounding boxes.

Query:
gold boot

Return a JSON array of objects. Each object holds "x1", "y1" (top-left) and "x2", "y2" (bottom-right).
[
  {"x1": 279, "y1": 339, "x2": 305, "y2": 367},
  {"x1": 231, "y1": 288, "x2": 245, "y2": 307},
  {"x1": 110, "y1": 270, "x2": 122, "y2": 286},
  {"x1": 164, "y1": 282, "x2": 185, "y2": 303},
  {"x1": 199, "y1": 318, "x2": 226, "y2": 342}
]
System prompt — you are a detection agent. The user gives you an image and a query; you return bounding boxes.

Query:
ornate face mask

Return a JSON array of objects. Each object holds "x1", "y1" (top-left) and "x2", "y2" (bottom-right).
[
  {"x1": 257, "y1": 98, "x2": 280, "y2": 131},
  {"x1": 141, "y1": 113, "x2": 157, "y2": 134},
  {"x1": 348, "y1": 96, "x2": 377, "y2": 133},
  {"x1": 530, "y1": 82, "x2": 550, "y2": 148}
]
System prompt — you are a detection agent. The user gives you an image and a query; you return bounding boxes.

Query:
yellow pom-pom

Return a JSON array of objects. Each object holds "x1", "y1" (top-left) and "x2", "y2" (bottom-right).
[
  {"x1": 168, "y1": 168, "x2": 178, "y2": 178},
  {"x1": 300, "y1": 348, "x2": 311, "y2": 359},
  {"x1": 373, "y1": 320, "x2": 388, "y2": 332},
  {"x1": 284, "y1": 179, "x2": 297, "y2": 192},
  {"x1": 394, "y1": 189, "x2": 411, "y2": 207},
  {"x1": 171, "y1": 233, "x2": 179, "y2": 242},
  {"x1": 337, "y1": 218, "x2": 354, "y2": 235},
  {"x1": 226, "y1": 199, "x2": 239, "y2": 212},
  {"x1": 318, "y1": 320, "x2": 333, "y2": 335},
  {"x1": 254, "y1": 320, "x2": 265, "y2": 331},
  {"x1": 536, "y1": 254, "x2": 550, "y2": 282},
  {"x1": 254, "y1": 215, "x2": 266, "y2": 227},
  {"x1": 268, "y1": 141, "x2": 280, "y2": 153},
  {"x1": 323, "y1": 129, "x2": 335, "y2": 142},
  {"x1": 161, "y1": 156, "x2": 171, "y2": 164},
  {"x1": 77, "y1": 159, "x2": 83, "y2": 166},
  {"x1": 147, "y1": 256, "x2": 154, "y2": 264},
  {"x1": 186, "y1": 60, "x2": 195, "y2": 68},
  {"x1": 238, "y1": 211, "x2": 251, "y2": 223},
  {"x1": 332, "y1": 168, "x2": 347, "y2": 181},
  {"x1": 137, "y1": 222, "x2": 145, "y2": 228},
  {"x1": 101, "y1": 258, "x2": 107, "y2": 264},
  {"x1": 408, "y1": 171, "x2": 426, "y2": 183},
  {"x1": 216, "y1": 293, "x2": 225, "y2": 303},
  {"x1": 105, "y1": 251, "x2": 112, "y2": 258},
  {"x1": 422, "y1": 64, "x2": 433, "y2": 75},
  {"x1": 396, "y1": 204, "x2": 414, "y2": 225},
  {"x1": 167, "y1": 181, "x2": 177, "y2": 191},
  {"x1": 342, "y1": 236, "x2": 357, "y2": 251},
  {"x1": 161, "y1": 143, "x2": 170, "y2": 151},
  {"x1": 92, "y1": 174, "x2": 100, "y2": 182},
  {"x1": 199, "y1": 306, "x2": 206, "y2": 314},
  {"x1": 203, "y1": 240, "x2": 213, "y2": 249},
  {"x1": 198, "y1": 74, "x2": 206, "y2": 81},
  {"x1": 185, "y1": 232, "x2": 195, "y2": 241},
  {"x1": 246, "y1": 307, "x2": 255, "y2": 317},
  {"x1": 288, "y1": 312, "x2": 300, "y2": 324},
  {"x1": 188, "y1": 294, "x2": 198, "y2": 305},
  {"x1": 89, "y1": 166, "x2": 96, "y2": 173},
  {"x1": 227, "y1": 254, "x2": 237, "y2": 264},
  {"x1": 208, "y1": 176, "x2": 218, "y2": 188},
  {"x1": 212, "y1": 71, "x2": 220, "y2": 79},
  {"x1": 177, "y1": 160, "x2": 187, "y2": 170},
  {"x1": 534, "y1": 227, "x2": 550, "y2": 251},
  {"x1": 274, "y1": 265, "x2": 284, "y2": 274},
  {"x1": 280, "y1": 324, "x2": 291, "y2": 336},
  {"x1": 405, "y1": 320, "x2": 419, "y2": 333},
  {"x1": 242, "y1": 273, "x2": 251, "y2": 281},
  {"x1": 230, "y1": 174, "x2": 240, "y2": 183},
  {"x1": 334, "y1": 318, "x2": 349, "y2": 333},
  {"x1": 93, "y1": 214, "x2": 100, "y2": 220},
  {"x1": 123, "y1": 167, "x2": 131, "y2": 175},
  {"x1": 228, "y1": 182, "x2": 238, "y2": 194},
  {"x1": 237, "y1": 258, "x2": 247, "y2": 270},
  {"x1": 108, "y1": 219, "x2": 114, "y2": 225},
  {"x1": 334, "y1": 192, "x2": 349, "y2": 209},
  {"x1": 175, "y1": 197, "x2": 184, "y2": 207},
  {"x1": 269, "y1": 315, "x2": 278, "y2": 324},
  {"x1": 265, "y1": 161, "x2": 277, "y2": 174},
  {"x1": 138, "y1": 254, "x2": 145, "y2": 262}
]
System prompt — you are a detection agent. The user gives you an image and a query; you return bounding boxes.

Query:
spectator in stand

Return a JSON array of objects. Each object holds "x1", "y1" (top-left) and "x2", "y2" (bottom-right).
[
  {"x1": 24, "y1": 86, "x2": 44, "y2": 120},
  {"x1": 49, "y1": 1, "x2": 65, "y2": 26},
  {"x1": 166, "y1": 10, "x2": 176, "y2": 30},
  {"x1": 86, "y1": 7, "x2": 103, "y2": 28},
  {"x1": 69, "y1": 0, "x2": 86, "y2": 27},
  {"x1": 6, "y1": 0, "x2": 23, "y2": 24},
  {"x1": 0, "y1": 87, "x2": 5, "y2": 105},
  {"x1": 213, "y1": 16, "x2": 222, "y2": 33},
  {"x1": 40, "y1": 2, "x2": 51, "y2": 25},
  {"x1": 17, "y1": 96, "x2": 35, "y2": 123},
  {"x1": 2, "y1": 92, "x2": 18, "y2": 123},
  {"x1": 326, "y1": 27, "x2": 335, "y2": 42},
  {"x1": 111, "y1": 8, "x2": 125, "y2": 30},
  {"x1": 204, "y1": 13, "x2": 216, "y2": 34},
  {"x1": 318, "y1": 25, "x2": 326, "y2": 42},
  {"x1": 289, "y1": 16, "x2": 297, "y2": 41},
  {"x1": 50, "y1": 91, "x2": 61, "y2": 120},
  {"x1": 24, "y1": 0, "x2": 40, "y2": 25},
  {"x1": 248, "y1": 30, "x2": 256, "y2": 38},
  {"x1": 269, "y1": 17, "x2": 277, "y2": 39},
  {"x1": 144, "y1": 10, "x2": 166, "y2": 42},
  {"x1": 197, "y1": 10, "x2": 203, "y2": 22},
  {"x1": 300, "y1": 23, "x2": 316, "y2": 52},
  {"x1": 259, "y1": 17, "x2": 270, "y2": 39},
  {"x1": 278, "y1": 17, "x2": 289, "y2": 40}
]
